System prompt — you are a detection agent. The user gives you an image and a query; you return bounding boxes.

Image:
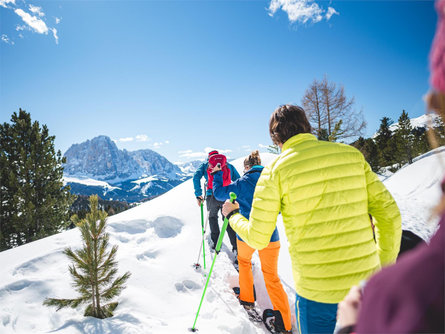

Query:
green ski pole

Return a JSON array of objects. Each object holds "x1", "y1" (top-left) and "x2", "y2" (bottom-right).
[{"x1": 189, "y1": 192, "x2": 237, "y2": 332}]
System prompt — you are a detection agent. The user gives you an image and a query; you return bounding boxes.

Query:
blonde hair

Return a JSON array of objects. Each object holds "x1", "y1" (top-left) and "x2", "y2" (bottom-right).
[
  {"x1": 426, "y1": 91, "x2": 445, "y2": 217},
  {"x1": 244, "y1": 150, "x2": 261, "y2": 169}
]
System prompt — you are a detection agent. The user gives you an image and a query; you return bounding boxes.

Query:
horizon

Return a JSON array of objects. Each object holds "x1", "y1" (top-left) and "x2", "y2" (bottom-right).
[{"x1": 0, "y1": 0, "x2": 437, "y2": 163}]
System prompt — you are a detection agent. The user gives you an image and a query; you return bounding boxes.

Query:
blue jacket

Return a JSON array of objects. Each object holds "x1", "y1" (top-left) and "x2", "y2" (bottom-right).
[
  {"x1": 193, "y1": 160, "x2": 240, "y2": 197},
  {"x1": 213, "y1": 165, "x2": 279, "y2": 242}
]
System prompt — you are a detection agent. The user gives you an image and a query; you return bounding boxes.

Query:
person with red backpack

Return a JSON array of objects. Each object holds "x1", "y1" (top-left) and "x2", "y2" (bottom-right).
[
  {"x1": 193, "y1": 150, "x2": 240, "y2": 254},
  {"x1": 212, "y1": 150, "x2": 292, "y2": 333}
]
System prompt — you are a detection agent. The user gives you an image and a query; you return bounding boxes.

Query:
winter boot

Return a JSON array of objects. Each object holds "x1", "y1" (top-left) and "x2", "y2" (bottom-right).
[
  {"x1": 263, "y1": 309, "x2": 292, "y2": 333},
  {"x1": 232, "y1": 247, "x2": 238, "y2": 266}
]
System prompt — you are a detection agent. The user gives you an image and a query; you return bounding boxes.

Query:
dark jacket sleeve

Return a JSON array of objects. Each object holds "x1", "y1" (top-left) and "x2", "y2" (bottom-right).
[
  {"x1": 193, "y1": 162, "x2": 207, "y2": 197},
  {"x1": 213, "y1": 171, "x2": 241, "y2": 202}
]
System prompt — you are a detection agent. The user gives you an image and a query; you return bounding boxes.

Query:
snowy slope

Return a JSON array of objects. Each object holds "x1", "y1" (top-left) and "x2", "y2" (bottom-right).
[
  {"x1": 0, "y1": 150, "x2": 443, "y2": 333},
  {"x1": 63, "y1": 176, "x2": 120, "y2": 191}
]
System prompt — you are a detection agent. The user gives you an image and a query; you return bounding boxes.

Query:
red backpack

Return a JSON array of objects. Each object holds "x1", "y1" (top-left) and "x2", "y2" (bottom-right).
[{"x1": 207, "y1": 154, "x2": 231, "y2": 190}]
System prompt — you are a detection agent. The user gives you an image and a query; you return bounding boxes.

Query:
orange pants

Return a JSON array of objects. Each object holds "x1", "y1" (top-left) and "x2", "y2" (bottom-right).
[{"x1": 237, "y1": 239, "x2": 292, "y2": 331}]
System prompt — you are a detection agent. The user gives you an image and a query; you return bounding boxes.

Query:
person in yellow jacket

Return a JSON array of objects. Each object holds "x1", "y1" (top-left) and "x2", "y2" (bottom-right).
[{"x1": 222, "y1": 105, "x2": 402, "y2": 334}]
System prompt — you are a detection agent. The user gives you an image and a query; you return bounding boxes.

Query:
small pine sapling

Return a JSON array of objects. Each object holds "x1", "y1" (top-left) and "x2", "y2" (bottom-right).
[{"x1": 44, "y1": 195, "x2": 131, "y2": 319}]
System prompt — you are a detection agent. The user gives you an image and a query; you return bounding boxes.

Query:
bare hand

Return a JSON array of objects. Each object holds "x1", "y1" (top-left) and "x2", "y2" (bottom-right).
[
  {"x1": 196, "y1": 196, "x2": 204, "y2": 206},
  {"x1": 337, "y1": 285, "x2": 362, "y2": 328},
  {"x1": 222, "y1": 200, "x2": 239, "y2": 217}
]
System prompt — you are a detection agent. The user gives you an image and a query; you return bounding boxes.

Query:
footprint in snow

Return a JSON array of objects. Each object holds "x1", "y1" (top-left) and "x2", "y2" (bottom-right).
[
  {"x1": 109, "y1": 217, "x2": 183, "y2": 239},
  {"x1": 151, "y1": 216, "x2": 183, "y2": 238},
  {"x1": 136, "y1": 249, "x2": 159, "y2": 261},
  {"x1": 109, "y1": 219, "x2": 149, "y2": 234},
  {"x1": 175, "y1": 280, "x2": 201, "y2": 292}
]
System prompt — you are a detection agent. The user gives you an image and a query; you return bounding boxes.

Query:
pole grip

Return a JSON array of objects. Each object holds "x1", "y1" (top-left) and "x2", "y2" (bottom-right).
[{"x1": 215, "y1": 192, "x2": 237, "y2": 253}]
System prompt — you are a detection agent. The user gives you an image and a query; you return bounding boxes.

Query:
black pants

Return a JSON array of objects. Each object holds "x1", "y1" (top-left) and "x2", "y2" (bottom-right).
[{"x1": 206, "y1": 194, "x2": 237, "y2": 251}]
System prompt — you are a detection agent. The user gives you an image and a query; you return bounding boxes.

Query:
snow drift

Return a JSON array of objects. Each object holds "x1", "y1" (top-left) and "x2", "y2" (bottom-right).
[{"x1": 0, "y1": 150, "x2": 443, "y2": 333}]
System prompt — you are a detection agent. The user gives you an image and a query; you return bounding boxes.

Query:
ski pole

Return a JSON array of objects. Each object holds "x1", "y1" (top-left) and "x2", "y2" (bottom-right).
[
  {"x1": 198, "y1": 201, "x2": 207, "y2": 270},
  {"x1": 189, "y1": 192, "x2": 237, "y2": 332},
  {"x1": 194, "y1": 204, "x2": 209, "y2": 270},
  {"x1": 194, "y1": 183, "x2": 208, "y2": 270}
]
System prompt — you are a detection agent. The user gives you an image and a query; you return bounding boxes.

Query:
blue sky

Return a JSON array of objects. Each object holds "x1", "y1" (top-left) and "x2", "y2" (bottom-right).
[{"x1": 0, "y1": 0, "x2": 437, "y2": 163}]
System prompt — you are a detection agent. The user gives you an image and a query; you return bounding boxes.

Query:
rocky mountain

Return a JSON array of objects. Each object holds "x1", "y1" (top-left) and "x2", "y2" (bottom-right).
[
  {"x1": 63, "y1": 136, "x2": 189, "y2": 202},
  {"x1": 176, "y1": 160, "x2": 204, "y2": 176},
  {"x1": 130, "y1": 149, "x2": 182, "y2": 179}
]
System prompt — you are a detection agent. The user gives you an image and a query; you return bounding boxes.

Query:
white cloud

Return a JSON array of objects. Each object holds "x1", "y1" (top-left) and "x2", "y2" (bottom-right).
[
  {"x1": 55, "y1": 17, "x2": 61, "y2": 24},
  {"x1": 326, "y1": 7, "x2": 338, "y2": 20},
  {"x1": 118, "y1": 137, "x2": 134, "y2": 142},
  {"x1": 29, "y1": 4, "x2": 44, "y2": 17},
  {"x1": 152, "y1": 140, "x2": 170, "y2": 149},
  {"x1": 179, "y1": 151, "x2": 208, "y2": 159},
  {"x1": 0, "y1": 0, "x2": 15, "y2": 8},
  {"x1": 1, "y1": 34, "x2": 14, "y2": 45},
  {"x1": 14, "y1": 8, "x2": 48, "y2": 34},
  {"x1": 16, "y1": 25, "x2": 27, "y2": 31},
  {"x1": 136, "y1": 134, "x2": 149, "y2": 142},
  {"x1": 204, "y1": 147, "x2": 232, "y2": 155},
  {"x1": 179, "y1": 147, "x2": 232, "y2": 160},
  {"x1": 258, "y1": 144, "x2": 271, "y2": 149},
  {"x1": 268, "y1": 0, "x2": 338, "y2": 24},
  {"x1": 178, "y1": 149, "x2": 193, "y2": 154},
  {"x1": 51, "y1": 28, "x2": 58, "y2": 44}
]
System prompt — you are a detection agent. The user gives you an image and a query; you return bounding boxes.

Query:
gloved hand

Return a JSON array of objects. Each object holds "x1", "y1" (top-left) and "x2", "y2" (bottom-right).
[
  {"x1": 211, "y1": 163, "x2": 222, "y2": 175},
  {"x1": 196, "y1": 196, "x2": 204, "y2": 206}
]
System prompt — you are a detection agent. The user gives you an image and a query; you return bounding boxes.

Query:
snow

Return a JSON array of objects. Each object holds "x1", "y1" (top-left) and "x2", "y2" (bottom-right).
[
  {"x1": 388, "y1": 113, "x2": 440, "y2": 133},
  {"x1": 372, "y1": 113, "x2": 440, "y2": 138},
  {"x1": 131, "y1": 176, "x2": 159, "y2": 184},
  {"x1": 1, "y1": 149, "x2": 443, "y2": 333},
  {"x1": 63, "y1": 176, "x2": 120, "y2": 190}
]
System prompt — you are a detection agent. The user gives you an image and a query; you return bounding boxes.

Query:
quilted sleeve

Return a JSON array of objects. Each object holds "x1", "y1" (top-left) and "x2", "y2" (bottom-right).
[
  {"x1": 229, "y1": 164, "x2": 280, "y2": 250},
  {"x1": 365, "y1": 161, "x2": 402, "y2": 266}
]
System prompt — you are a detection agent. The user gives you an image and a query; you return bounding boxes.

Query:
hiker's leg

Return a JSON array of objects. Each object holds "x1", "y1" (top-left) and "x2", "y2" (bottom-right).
[
  {"x1": 295, "y1": 293, "x2": 337, "y2": 334},
  {"x1": 259, "y1": 241, "x2": 292, "y2": 331},
  {"x1": 206, "y1": 195, "x2": 220, "y2": 246},
  {"x1": 237, "y1": 239, "x2": 256, "y2": 303}
]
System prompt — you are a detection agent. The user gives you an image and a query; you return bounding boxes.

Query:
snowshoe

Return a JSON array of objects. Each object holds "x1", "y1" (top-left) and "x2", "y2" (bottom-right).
[
  {"x1": 232, "y1": 287, "x2": 262, "y2": 322},
  {"x1": 262, "y1": 309, "x2": 291, "y2": 333},
  {"x1": 242, "y1": 303, "x2": 263, "y2": 323}
]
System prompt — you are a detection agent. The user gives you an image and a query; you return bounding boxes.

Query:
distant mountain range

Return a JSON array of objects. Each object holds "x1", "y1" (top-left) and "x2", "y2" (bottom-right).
[{"x1": 63, "y1": 135, "x2": 202, "y2": 203}]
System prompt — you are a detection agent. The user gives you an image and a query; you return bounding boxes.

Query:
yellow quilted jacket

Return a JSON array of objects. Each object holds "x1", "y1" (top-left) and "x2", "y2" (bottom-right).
[{"x1": 230, "y1": 133, "x2": 402, "y2": 303}]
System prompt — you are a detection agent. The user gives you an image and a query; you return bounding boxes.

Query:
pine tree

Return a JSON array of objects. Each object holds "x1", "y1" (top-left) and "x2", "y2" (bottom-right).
[
  {"x1": 352, "y1": 137, "x2": 381, "y2": 172},
  {"x1": 0, "y1": 109, "x2": 75, "y2": 250},
  {"x1": 375, "y1": 117, "x2": 395, "y2": 167},
  {"x1": 432, "y1": 116, "x2": 445, "y2": 146},
  {"x1": 412, "y1": 127, "x2": 430, "y2": 157},
  {"x1": 44, "y1": 195, "x2": 131, "y2": 318},
  {"x1": 394, "y1": 110, "x2": 414, "y2": 165}
]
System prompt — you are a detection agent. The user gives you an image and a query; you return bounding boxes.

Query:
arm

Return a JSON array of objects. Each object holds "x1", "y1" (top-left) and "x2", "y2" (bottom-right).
[
  {"x1": 213, "y1": 171, "x2": 241, "y2": 202},
  {"x1": 192, "y1": 163, "x2": 207, "y2": 197},
  {"x1": 365, "y1": 161, "x2": 402, "y2": 266},
  {"x1": 226, "y1": 165, "x2": 280, "y2": 250}
]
